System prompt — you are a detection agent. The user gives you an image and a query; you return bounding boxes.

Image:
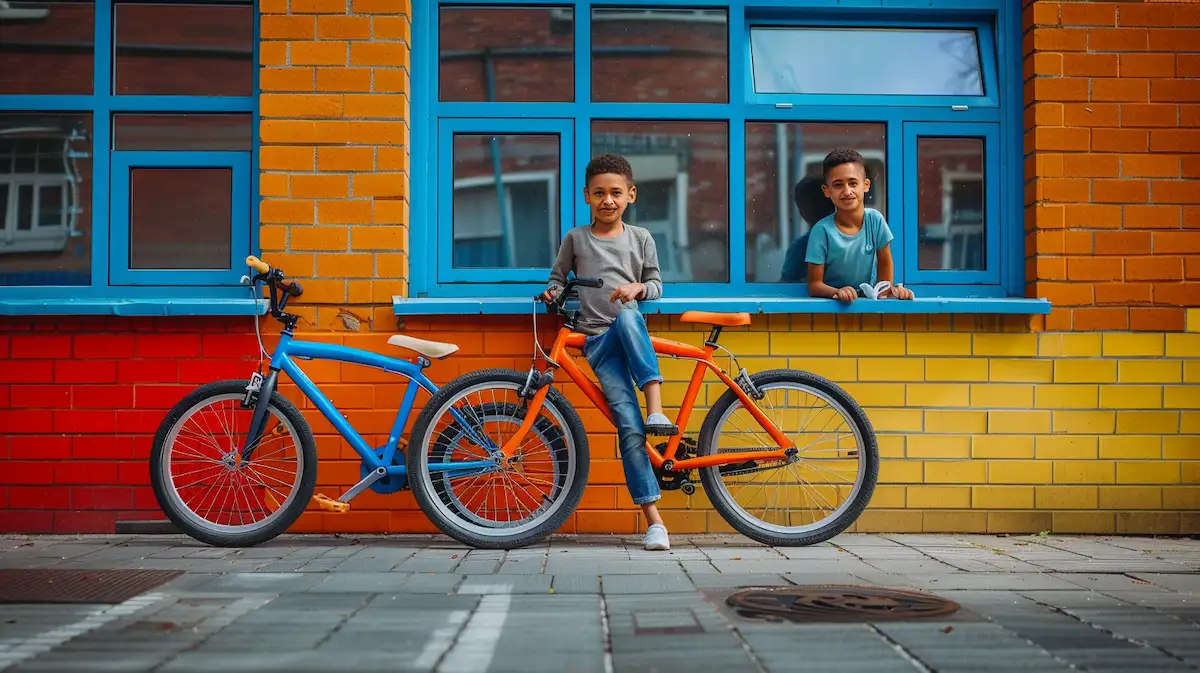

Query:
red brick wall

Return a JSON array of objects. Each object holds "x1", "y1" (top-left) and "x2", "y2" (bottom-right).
[{"x1": 1025, "y1": 0, "x2": 1200, "y2": 332}]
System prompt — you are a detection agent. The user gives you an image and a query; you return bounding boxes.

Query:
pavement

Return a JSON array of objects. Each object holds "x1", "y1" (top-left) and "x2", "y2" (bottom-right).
[{"x1": 0, "y1": 533, "x2": 1198, "y2": 673}]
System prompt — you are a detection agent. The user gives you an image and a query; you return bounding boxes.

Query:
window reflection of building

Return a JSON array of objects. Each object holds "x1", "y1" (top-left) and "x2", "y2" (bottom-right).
[{"x1": 917, "y1": 138, "x2": 987, "y2": 272}]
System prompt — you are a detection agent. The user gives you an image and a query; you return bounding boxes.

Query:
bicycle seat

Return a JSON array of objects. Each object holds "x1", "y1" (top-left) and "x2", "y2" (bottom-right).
[
  {"x1": 679, "y1": 311, "x2": 752, "y2": 327},
  {"x1": 386, "y1": 334, "x2": 460, "y2": 360}
]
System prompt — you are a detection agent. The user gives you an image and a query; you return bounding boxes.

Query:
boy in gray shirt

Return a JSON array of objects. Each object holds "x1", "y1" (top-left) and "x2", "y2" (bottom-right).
[{"x1": 541, "y1": 153, "x2": 674, "y2": 551}]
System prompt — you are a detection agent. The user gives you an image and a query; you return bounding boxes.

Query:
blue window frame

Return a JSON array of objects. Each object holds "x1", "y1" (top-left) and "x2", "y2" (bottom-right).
[
  {"x1": 0, "y1": 0, "x2": 260, "y2": 312},
  {"x1": 411, "y1": 0, "x2": 1024, "y2": 303}
]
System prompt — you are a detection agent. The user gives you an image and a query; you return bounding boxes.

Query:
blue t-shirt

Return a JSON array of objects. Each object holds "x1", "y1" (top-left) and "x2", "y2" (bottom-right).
[{"x1": 804, "y1": 208, "x2": 894, "y2": 289}]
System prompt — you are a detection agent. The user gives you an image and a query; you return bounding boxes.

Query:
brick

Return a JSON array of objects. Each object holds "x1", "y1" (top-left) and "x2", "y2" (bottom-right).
[
  {"x1": 1073, "y1": 307, "x2": 1130, "y2": 331},
  {"x1": 1063, "y1": 154, "x2": 1119, "y2": 178},
  {"x1": 1165, "y1": 383, "x2": 1200, "y2": 408},
  {"x1": 1185, "y1": 159, "x2": 1200, "y2": 180},
  {"x1": 318, "y1": 15, "x2": 371, "y2": 40},
  {"x1": 1100, "y1": 486, "x2": 1162, "y2": 510},
  {"x1": 72, "y1": 385, "x2": 134, "y2": 409},
  {"x1": 1120, "y1": 53, "x2": 1176, "y2": 79},
  {"x1": 1166, "y1": 333, "x2": 1200, "y2": 357},
  {"x1": 1037, "y1": 436, "x2": 1099, "y2": 460},
  {"x1": 260, "y1": 146, "x2": 315, "y2": 171},
  {"x1": 1036, "y1": 486, "x2": 1099, "y2": 510},
  {"x1": 1123, "y1": 155, "x2": 1180, "y2": 178},
  {"x1": 260, "y1": 199, "x2": 314, "y2": 224},
  {"x1": 291, "y1": 226, "x2": 349, "y2": 251},
  {"x1": 9, "y1": 384, "x2": 69, "y2": 408},
  {"x1": 906, "y1": 485, "x2": 970, "y2": 509},
  {"x1": 291, "y1": 0, "x2": 347, "y2": 12},
  {"x1": 1153, "y1": 180, "x2": 1200, "y2": 205},
  {"x1": 1030, "y1": 2, "x2": 1060, "y2": 26},
  {"x1": 1151, "y1": 130, "x2": 1200, "y2": 155},
  {"x1": 374, "y1": 69, "x2": 410, "y2": 94},
  {"x1": 1034, "y1": 129, "x2": 1090, "y2": 154},
  {"x1": 53, "y1": 360, "x2": 118, "y2": 384},
  {"x1": 1155, "y1": 231, "x2": 1200, "y2": 254},
  {"x1": 373, "y1": 16, "x2": 411, "y2": 41},
  {"x1": 1121, "y1": 103, "x2": 1179, "y2": 128},
  {"x1": 1062, "y1": 103, "x2": 1118, "y2": 129},
  {"x1": 1033, "y1": 258, "x2": 1068, "y2": 282},
  {"x1": 1153, "y1": 79, "x2": 1200, "y2": 103},
  {"x1": 970, "y1": 384, "x2": 1034, "y2": 409},
  {"x1": 1103, "y1": 333, "x2": 1164, "y2": 357},
  {"x1": 905, "y1": 333, "x2": 971, "y2": 356},
  {"x1": 1088, "y1": 28, "x2": 1148, "y2": 51},
  {"x1": 1128, "y1": 256, "x2": 1183, "y2": 280},
  {"x1": 344, "y1": 94, "x2": 408, "y2": 119},
  {"x1": 1155, "y1": 281, "x2": 1200, "y2": 307},
  {"x1": 317, "y1": 147, "x2": 373, "y2": 171},
  {"x1": 1035, "y1": 27, "x2": 1089, "y2": 51},
  {"x1": 317, "y1": 199, "x2": 373, "y2": 224},
  {"x1": 973, "y1": 435, "x2": 1034, "y2": 459},
  {"x1": 1095, "y1": 282, "x2": 1152, "y2": 305},
  {"x1": 988, "y1": 410, "x2": 1052, "y2": 434},
  {"x1": 906, "y1": 383, "x2": 970, "y2": 407},
  {"x1": 259, "y1": 42, "x2": 286, "y2": 66},
  {"x1": 377, "y1": 147, "x2": 408, "y2": 171},
  {"x1": 260, "y1": 67, "x2": 315, "y2": 92},
  {"x1": 1093, "y1": 179, "x2": 1149, "y2": 203},
  {"x1": 1038, "y1": 333, "x2": 1102, "y2": 357},
  {"x1": 1164, "y1": 437, "x2": 1200, "y2": 460},
  {"x1": 316, "y1": 68, "x2": 373, "y2": 93},
  {"x1": 1067, "y1": 256, "x2": 1121, "y2": 281},
  {"x1": 291, "y1": 42, "x2": 348, "y2": 66},
  {"x1": 907, "y1": 436, "x2": 970, "y2": 459},
  {"x1": 924, "y1": 461, "x2": 986, "y2": 484},
  {"x1": 989, "y1": 359, "x2": 1052, "y2": 383},
  {"x1": 989, "y1": 460, "x2": 1052, "y2": 485},
  {"x1": 975, "y1": 334, "x2": 1038, "y2": 357},
  {"x1": 1099, "y1": 435, "x2": 1162, "y2": 460},
  {"x1": 972, "y1": 486, "x2": 1034, "y2": 509},
  {"x1": 350, "y1": 42, "x2": 408, "y2": 67},
  {"x1": 291, "y1": 174, "x2": 350, "y2": 199},
  {"x1": 261, "y1": 15, "x2": 313, "y2": 39},
  {"x1": 1100, "y1": 384, "x2": 1164, "y2": 409},
  {"x1": 1093, "y1": 128, "x2": 1147, "y2": 152},
  {"x1": 1036, "y1": 383, "x2": 1100, "y2": 408},
  {"x1": 1131, "y1": 307, "x2": 1186, "y2": 331},
  {"x1": 1062, "y1": 2, "x2": 1116, "y2": 26},
  {"x1": 1033, "y1": 78, "x2": 1090, "y2": 103},
  {"x1": 345, "y1": 121, "x2": 407, "y2": 145},
  {"x1": 924, "y1": 358, "x2": 988, "y2": 382},
  {"x1": 9, "y1": 486, "x2": 70, "y2": 509},
  {"x1": 1063, "y1": 53, "x2": 1118, "y2": 77},
  {"x1": 1053, "y1": 460, "x2": 1115, "y2": 484},
  {"x1": 1064, "y1": 203, "x2": 1121, "y2": 228},
  {"x1": 352, "y1": 0, "x2": 410, "y2": 14},
  {"x1": 11, "y1": 334, "x2": 70, "y2": 358},
  {"x1": 1117, "y1": 461, "x2": 1180, "y2": 484},
  {"x1": 260, "y1": 94, "x2": 343, "y2": 118},
  {"x1": 353, "y1": 173, "x2": 408, "y2": 198},
  {"x1": 1054, "y1": 410, "x2": 1117, "y2": 434},
  {"x1": 260, "y1": 173, "x2": 289, "y2": 197},
  {"x1": 1095, "y1": 231, "x2": 1152, "y2": 255},
  {"x1": 924, "y1": 410, "x2": 987, "y2": 434}
]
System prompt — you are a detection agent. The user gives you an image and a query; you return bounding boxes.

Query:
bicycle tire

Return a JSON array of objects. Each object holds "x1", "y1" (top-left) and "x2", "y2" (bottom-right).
[
  {"x1": 150, "y1": 379, "x2": 318, "y2": 547},
  {"x1": 697, "y1": 369, "x2": 879, "y2": 547},
  {"x1": 407, "y1": 368, "x2": 589, "y2": 549}
]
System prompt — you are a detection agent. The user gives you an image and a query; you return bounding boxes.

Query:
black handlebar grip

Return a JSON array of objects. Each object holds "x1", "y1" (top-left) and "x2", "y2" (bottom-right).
[{"x1": 575, "y1": 277, "x2": 604, "y2": 288}]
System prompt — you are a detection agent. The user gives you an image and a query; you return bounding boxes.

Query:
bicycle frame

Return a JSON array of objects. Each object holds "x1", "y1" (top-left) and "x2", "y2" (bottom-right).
[
  {"x1": 247, "y1": 332, "x2": 494, "y2": 485},
  {"x1": 498, "y1": 326, "x2": 796, "y2": 471}
]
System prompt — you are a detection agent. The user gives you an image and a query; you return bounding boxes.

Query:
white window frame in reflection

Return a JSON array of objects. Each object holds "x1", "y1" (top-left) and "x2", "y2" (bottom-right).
[
  {"x1": 929, "y1": 168, "x2": 985, "y2": 273},
  {"x1": 0, "y1": 134, "x2": 84, "y2": 255},
  {"x1": 452, "y1": 171, "x2": 558, "y2": 270}
]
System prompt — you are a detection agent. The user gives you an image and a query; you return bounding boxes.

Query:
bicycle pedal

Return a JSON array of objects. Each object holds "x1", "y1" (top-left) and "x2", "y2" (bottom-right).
[{"x1": 311, "y1": 493, "x2": 350, "y2": 513}]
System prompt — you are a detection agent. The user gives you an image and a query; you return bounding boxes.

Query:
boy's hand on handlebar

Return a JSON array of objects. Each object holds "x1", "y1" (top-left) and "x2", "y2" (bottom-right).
[
  {"x1": 540, "y1": 287, "x2": 561, "y2": 303},
  {"x1": 610, "y1": 283, "x2": 643, "y2": 304}
]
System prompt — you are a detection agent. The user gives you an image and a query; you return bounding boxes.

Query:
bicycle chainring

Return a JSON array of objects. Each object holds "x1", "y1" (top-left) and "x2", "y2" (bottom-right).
[
  {"x1": 654, "y1": 437, "x2": 698, "y2": 490},
  {"x1": 363, "y1": 440, "x2": 409, "y2": 494}
]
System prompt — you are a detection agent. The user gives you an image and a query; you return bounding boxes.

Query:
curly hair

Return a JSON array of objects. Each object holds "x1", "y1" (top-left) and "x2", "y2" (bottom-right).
[
  {"x1": 585, "y1": 153, "x2": 634, "y2": 185},
  {"x1": 822, "y1": 147, "x2": 867, "y2": 182}
]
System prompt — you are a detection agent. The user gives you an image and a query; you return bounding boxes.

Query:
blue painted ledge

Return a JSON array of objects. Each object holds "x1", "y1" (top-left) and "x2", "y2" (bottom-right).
[
  {"x1": 393, "y1": 296, "x2": 1052, "y2": 316},
  {"x1": 0, "y1": 298, "x2": 268, "y2": 317}
]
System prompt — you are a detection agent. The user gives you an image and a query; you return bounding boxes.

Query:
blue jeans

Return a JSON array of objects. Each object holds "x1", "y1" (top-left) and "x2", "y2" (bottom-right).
[{"x1": 583, "y1": 309, "x2": 663, "y2": 505}]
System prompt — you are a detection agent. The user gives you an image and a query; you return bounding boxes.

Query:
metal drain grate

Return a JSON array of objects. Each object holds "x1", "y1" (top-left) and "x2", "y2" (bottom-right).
[
  {"x1": 0, "y1": 569, "x2": 183, "y2": 604},
  {"x1": 725, "y1": 585, "x2": 960, "y2": 624}
]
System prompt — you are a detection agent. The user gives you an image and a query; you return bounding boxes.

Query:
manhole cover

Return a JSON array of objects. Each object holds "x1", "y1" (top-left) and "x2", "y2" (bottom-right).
[
  {"x1": 725, "y1": 585, "x2": 960, "y2": 624},
  {"x1": 0, "y1": 569, "x2": 183, "y2": 604}
]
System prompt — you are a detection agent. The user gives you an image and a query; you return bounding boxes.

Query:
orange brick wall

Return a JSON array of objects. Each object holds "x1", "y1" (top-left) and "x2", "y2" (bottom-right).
[
  {"x1": 258, "y1": 0, "x2": 411, "y2": 333},
  {"x1": 1025, "y1": 0, "x2": 1200, "y2": 332}
]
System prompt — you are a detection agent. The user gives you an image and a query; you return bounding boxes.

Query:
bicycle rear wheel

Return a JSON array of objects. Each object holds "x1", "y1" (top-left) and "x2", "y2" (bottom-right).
[
  {"x1": 697, "y1": 369, "x2": 878, "y2": 547},
  {"x1": 150, "y1": 380, "x2": 317, "y2": 547},
  {"x1": 407, "y1": 368, "x2": 589, "y2": 549}
]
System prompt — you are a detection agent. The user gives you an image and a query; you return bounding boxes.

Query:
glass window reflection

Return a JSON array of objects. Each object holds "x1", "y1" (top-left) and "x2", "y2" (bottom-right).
[
  {"x1": 917, "y1": 137, "x2": 986, "y2": 272},
  {"x1": 592, "y1": 8, "x2": 728, "y2": 103},
  {"x1": 439, "y1": 6, "x2": 574, "y2": 102},
  {"x1": 0, "y1": 1, "x2": 95, "y2": 95},
  {"x1": 114, "y1": 2, "x2": 253, "y2": 96}
]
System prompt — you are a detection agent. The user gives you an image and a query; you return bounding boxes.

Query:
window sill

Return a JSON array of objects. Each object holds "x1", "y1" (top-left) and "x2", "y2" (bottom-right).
[
  {"x1": 0, "y1": 298, "x2": 268, "y2": 317},
  {"x1": 393, "y1": 296, "x2": 1052, "y2": 316}
]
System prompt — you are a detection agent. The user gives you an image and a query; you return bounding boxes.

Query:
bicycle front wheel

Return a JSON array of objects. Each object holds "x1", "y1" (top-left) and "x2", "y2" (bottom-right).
[
  {"x1": 698, "y1": 369, "x2": 878, "y2": 547},
  {"x1": 150, "y1": 380, "x2": 317, "y2": 547},
  {"x1": 407, "y1": 368, "x2": 589, "y2": 549}
]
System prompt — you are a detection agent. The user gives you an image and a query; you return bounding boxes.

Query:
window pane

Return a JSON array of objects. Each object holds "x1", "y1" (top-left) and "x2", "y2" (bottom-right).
[
  {"x1": 592, "y1": 9, "x2": 727, "y2": 103},
  {"x1": 114, "y1": 2, "x2": 253, "y2": 96},
  {"x1": 452, "y1": 134, "x2": 559, "y2": 269},
  {"x1": 0, "y1": 113, "x2": 92, "y2": 286},
  {"x1": 917, "y1": 137, "x2": 986, "y2": 272},
  {"x1": 750, "y1": 27, "x2": 983, "y2": 96},
  {"x1": 130, "y1": 168, "x2": 232, "y2": 269},
  {"x1": 744, "y1": 122, "x2": 886, "y2": 283},
  {"x1": 0, "y1": 1, "x2": 94, "y2": 94},
  {"x1": 592, "y1": 121, "x2": 729, "y2": 283},
  {"x1": 439, "y1": 6, "x2": 573, "y2": 102},
  {"x1": 113, "y1": 114, "x2": 253, "y2": 151}
]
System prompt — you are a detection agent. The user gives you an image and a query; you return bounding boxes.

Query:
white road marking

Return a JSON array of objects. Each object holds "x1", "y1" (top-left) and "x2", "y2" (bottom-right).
[
  {"x1": 413, "y1": 610, "x2": 470, "y2": 670},
  {"x1": 0, "y1": 592, "x2": 164, "y2": 671},
  {"x1": 439, "y1": 594, "x2": 512, "y2": 673}
]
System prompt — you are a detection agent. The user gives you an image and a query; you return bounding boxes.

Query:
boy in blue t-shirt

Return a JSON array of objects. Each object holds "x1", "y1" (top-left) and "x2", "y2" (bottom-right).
[{"x1": 805, "y1": 148, "x2": 915, "y2": 302}]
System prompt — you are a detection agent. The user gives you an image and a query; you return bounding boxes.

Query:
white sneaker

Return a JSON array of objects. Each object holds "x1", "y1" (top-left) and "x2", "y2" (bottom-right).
[
  {"x1": 645, "y1": 412, "x2": 679, "y2": 436},
  {"x1": 644, "y1": 523, "x2": 670, "y2": 551}
]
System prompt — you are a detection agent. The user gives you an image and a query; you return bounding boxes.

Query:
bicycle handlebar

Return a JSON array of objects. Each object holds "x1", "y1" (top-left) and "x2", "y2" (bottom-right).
[
  {"x1": 536, "y1": 276, "x2": 604, "y2": 315},
  {"x1": 245, "y1": 255, "x2": 303, "y2": 325}
]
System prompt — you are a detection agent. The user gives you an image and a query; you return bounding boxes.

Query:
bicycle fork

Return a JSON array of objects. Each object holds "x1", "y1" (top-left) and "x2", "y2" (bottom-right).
[{"x1": 240, "y1": 367, "x2": 279, "y2": 463}]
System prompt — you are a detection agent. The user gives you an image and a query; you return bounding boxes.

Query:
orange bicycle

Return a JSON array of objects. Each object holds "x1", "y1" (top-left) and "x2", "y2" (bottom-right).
[{"x1": 406, "y1": 277, "x2": 879, "y2": 549}]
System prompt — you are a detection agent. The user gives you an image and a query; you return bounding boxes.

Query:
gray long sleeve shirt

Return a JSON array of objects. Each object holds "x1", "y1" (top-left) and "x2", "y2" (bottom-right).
[{"x1": 546, "y1": 224, "x2": 663, "y2": 336}]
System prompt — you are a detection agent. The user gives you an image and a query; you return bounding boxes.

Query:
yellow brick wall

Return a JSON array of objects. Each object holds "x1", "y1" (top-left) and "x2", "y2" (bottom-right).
[{"x1": 276, "y1": 311, "x2": 1199, "y2": 536}]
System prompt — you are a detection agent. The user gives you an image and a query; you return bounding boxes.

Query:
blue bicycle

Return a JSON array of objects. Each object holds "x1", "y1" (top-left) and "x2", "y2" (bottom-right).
[{"x1": 149, "y1": 255, "x2": 578, "y2": 548}]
